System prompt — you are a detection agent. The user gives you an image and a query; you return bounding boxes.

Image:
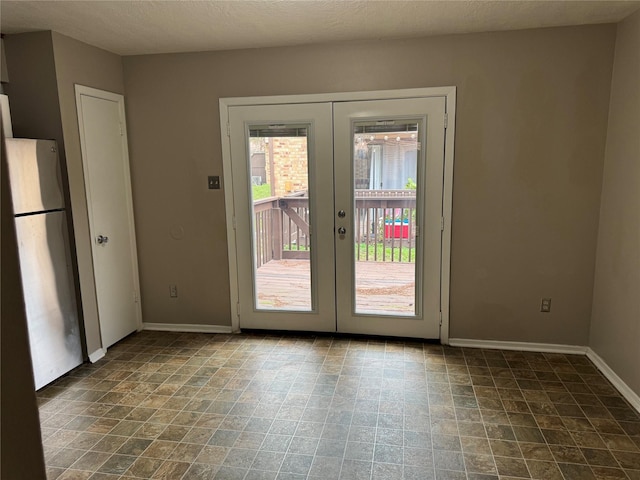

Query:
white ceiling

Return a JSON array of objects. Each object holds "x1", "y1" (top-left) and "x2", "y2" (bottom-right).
[{"x1": 2, "y1": 0, "x2": 639, "y2": 56}]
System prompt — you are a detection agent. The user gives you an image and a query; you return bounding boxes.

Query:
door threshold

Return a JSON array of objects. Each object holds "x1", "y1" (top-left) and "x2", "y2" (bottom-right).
[{"x1": 239, "y1": 328, "x2": 441, "y2": 344}]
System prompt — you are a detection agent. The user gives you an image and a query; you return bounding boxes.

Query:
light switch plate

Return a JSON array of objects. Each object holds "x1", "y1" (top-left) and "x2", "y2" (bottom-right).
[
  {"x1": 540, "y1": 298, "x2": 551, "y2": 312},
  {"x1": 208, "y1": 176, "x2": 220, "y2": 189}
]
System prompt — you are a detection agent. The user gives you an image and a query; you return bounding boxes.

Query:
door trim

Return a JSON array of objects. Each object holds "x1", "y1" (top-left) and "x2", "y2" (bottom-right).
[
  {"x1": 220, "y1": 87, "x2": 456, "y2": 343},
  {"x1": 75, "y1": 85, "x2": 143, "y2": 348}
]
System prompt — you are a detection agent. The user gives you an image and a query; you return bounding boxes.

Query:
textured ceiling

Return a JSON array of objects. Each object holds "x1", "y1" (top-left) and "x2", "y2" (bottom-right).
[{"x1": 2, "y1": 1, "x2": 639, "y2": 56}]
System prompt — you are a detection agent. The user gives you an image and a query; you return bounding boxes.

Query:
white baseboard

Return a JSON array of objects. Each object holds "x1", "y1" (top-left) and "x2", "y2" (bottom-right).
[
  {"x1": 88, "y1": 348, "x2": 106, "y2": 363},
  {"x1": 448, "y1": 338, "x2": 588, "y2": 355},
  {"x1": 586, "y1": 348, "x2": 640, "y2": 413},
  {"x1": 142, "y1": 323, "x2": 234, "y2": 334}
]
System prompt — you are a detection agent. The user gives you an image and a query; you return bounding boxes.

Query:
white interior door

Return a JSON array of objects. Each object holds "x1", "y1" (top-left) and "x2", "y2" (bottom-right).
[
  {"x1": 226, "y1": 95, "x2": 447, "y2": 339},
  {"x1": 76, "y1": 86, "x2": 142, "y2": 349}
]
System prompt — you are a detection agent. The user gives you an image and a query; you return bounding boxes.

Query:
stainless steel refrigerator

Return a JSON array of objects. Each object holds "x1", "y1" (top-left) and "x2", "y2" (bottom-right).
[{"x1": 6, "y1": 138, "x2": 83, "y2": 390}]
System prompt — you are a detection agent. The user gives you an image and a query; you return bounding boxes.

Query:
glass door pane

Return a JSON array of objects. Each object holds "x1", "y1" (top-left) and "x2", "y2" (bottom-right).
[
  {"x1": 227, "y1": 102, "x2": 335, "y2": 333},
  {"x1": 248, "y1": 125, "x2": 312, "y2": 311},
  {"x1": 333, "y1": 97, "x2": 446, "y2": 339},
  {"x1": 352, "y1": 121, "x2": 421, "y2": 316}
]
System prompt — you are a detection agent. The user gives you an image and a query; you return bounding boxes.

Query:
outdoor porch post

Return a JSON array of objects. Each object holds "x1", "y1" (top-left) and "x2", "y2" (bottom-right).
[{"x1": 272, "y1": 202, "x2": 283, "y2": 260}]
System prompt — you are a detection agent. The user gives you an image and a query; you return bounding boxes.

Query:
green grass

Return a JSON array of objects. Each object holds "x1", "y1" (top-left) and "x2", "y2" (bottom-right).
[
  {"x1": 252, "y1": 184, "x2": 273, "y2": 200},
  {"x1": 355, "y1": 243, "x2": 415, "y2": 263},
  {"x1": 283, "y1": 245, "x2": 310, "y2": 251},
  {"x1": 282, "y1": 243, "x2": 415, "y2": 262}
]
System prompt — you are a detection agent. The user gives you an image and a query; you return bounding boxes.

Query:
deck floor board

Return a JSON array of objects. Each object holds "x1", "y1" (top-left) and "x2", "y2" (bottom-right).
[{"x1": 255, "y1": 259, "x2": 415, "y2": 314}]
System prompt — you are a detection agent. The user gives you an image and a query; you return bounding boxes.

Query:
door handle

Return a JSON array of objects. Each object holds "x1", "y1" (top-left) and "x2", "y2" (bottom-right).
[
  {"x1": 337, "y1": 210, "x2": 346, "y2": 218},
  {"x1": 96, "y1": 235, "x2": 109, "y2": 245},
  {"x1": 337, "y1": 227, "x2": 346, "y2": 235}
]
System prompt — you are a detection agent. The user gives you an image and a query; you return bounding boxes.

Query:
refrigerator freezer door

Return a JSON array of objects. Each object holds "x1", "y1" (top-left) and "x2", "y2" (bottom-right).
[
  {"x1": 6, "y1": 138, "x2": 65, "y2": 215},
  {"x1": 14, "y1": 211, "x2": 83, "y2": 390}
]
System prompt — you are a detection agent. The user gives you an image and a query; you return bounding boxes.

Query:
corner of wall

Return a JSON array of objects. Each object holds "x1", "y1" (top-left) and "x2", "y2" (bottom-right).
[{"x1": 588, "y1": 9, "x2": 640, "y2": 397}]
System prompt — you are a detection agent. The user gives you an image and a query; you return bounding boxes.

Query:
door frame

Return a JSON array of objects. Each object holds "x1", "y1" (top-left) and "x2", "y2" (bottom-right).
[
  {"x1": 219, "y1": 87, "x2": 456, "y2": 343},
  {"x1": 75, "y1": 85, "x2": 143, "y2": 352}
]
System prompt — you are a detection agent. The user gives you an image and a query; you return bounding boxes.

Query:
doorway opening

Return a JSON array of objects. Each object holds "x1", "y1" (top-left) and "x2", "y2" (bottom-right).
[{"x1": 220, "y1": 88, "x2": 456, "y2": 342}]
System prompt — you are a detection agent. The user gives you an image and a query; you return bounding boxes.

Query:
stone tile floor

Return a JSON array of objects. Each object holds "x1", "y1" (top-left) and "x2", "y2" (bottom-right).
[{"x1": 38, "y1": 331, "x2": 640, "y2": 479}]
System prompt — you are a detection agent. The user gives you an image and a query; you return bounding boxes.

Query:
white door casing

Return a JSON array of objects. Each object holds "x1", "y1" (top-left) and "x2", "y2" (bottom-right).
[
  {"x1": 76, "y1": 85, "x2": 142, "y2": 349},
  {"x1": 221, "y1": 87, "x2": 456, "y2": 342}
]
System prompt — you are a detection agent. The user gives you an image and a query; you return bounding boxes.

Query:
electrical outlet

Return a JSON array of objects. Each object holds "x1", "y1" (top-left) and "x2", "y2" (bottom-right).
[
  {"x1": 540, "y1": 298, "x2": 551, "y2": 312},
  {"x1": 170, "y1": 285, "x2": 178, "y2": 298}
]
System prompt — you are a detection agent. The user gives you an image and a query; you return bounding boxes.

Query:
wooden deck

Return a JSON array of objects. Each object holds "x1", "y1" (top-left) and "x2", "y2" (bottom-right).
[{"x1": 255, "y1": 259, "x2": 415, "y2": 315}]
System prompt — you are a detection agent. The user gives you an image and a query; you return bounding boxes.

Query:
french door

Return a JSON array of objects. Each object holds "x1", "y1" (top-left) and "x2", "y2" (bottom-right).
[{"x1": 226, "y1": 95, "x2": 447, "y2": 339}]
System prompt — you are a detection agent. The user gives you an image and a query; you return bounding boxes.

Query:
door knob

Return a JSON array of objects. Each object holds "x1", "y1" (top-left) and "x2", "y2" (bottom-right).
[
  {"x1": 337, "y1": 227, "x2": 346, "y2": 235},
  {"x1": 337, "y1": 210, "x2": 346, "y2": 218},
  {"x1": 96, "y1": 235, "x2": 109, "y2": 245}
]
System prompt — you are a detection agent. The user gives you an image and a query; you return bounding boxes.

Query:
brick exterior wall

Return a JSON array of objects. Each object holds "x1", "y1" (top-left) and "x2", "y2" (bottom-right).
[
  {"x1": 253, "y1": 133, "x2": 417, "y2": 195},
  {"x1": 264, "y1": 137, "x2": 309, "y2": 196}
]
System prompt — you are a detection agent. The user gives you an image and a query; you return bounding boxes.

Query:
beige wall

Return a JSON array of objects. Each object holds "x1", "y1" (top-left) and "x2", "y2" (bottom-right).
[
  {"x1": 51, "y1": 32, "x2": 126, "y2": 355},
  {"x1": 589, "y1": 11, "x2": 640, "y2": 394},
  {"x1": 123, "y1": 25, "x2": 615, "y2": 343},
  {"x1": 3, "y1": 32, "x2": 64, "y2": 144}
]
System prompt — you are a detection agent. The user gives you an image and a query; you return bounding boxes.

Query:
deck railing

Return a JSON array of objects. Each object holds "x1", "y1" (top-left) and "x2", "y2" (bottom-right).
[{"x1": 253, "y1": 190, "x2": 417, "y2": 268}]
